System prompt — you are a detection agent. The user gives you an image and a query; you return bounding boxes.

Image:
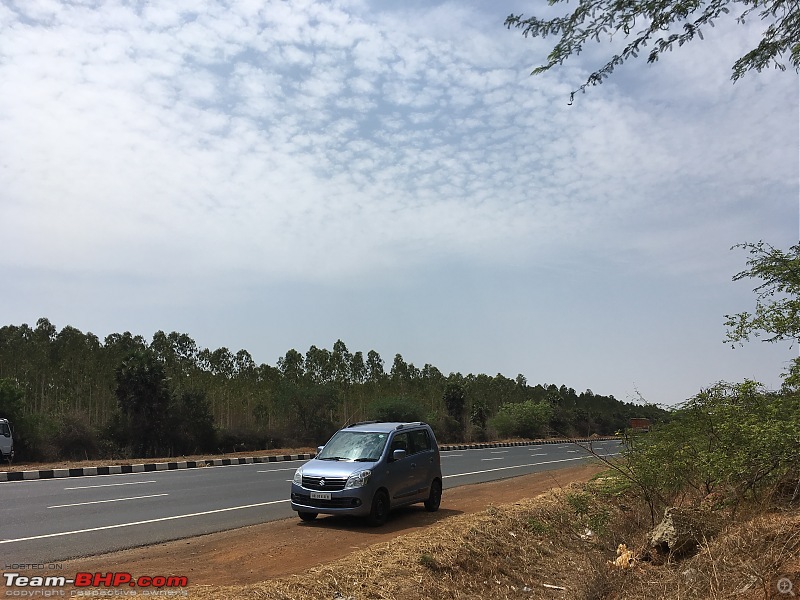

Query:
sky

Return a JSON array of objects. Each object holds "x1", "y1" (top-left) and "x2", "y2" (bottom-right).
[{"x1": 1, "y1": 0, "x2": 798, "y2": 407}]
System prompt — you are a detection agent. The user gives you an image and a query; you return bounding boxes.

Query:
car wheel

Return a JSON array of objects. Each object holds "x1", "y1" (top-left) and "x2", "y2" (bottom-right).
[
  {"x1": 424, "y1": 479, "x2": 442, "y2": 512},
  {"x1": 298, "y1": 511, "x2": 318, "y2": 522},
  {"x1": 367, "y1": 490, "x2": 390, "y2": 526}
]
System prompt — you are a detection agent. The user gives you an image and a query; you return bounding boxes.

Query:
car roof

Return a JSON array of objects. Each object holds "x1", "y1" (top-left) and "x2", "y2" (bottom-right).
[{"x1": 342, "y1": 421, "x2": 428, "y2": 433}]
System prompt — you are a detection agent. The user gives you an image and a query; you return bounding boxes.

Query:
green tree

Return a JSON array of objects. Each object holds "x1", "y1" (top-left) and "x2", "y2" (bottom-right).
[
  {"x1": 331, "y1": 339, "x2": 353, "y2": 385},
  {"x1": 366, "y1": 350, "x2": 385, "y2": 382},
  {"x1": 277, "y1": 349, "x2": 304, "y2": 383},
  {"x1": 370, "y1": 396, "x2": 425, "y2": 422},
  {"x1": 280, "y1": 382, "x2": 338, "y2": 445},
  {"x1": 305, "y1": 345, "x2": 333, "y2": 384},
  {"x1": 490, "y1": 400, "x2": 553, "y2": 439},
  {"x1": 506, "y1": 0, "x2": 800, "y2": 99},
  {"x1": 350, "y1": 351, "x2": 366, "y2": 384},
  {"x1": 114, "y1": 350, "x2": 171, "y2": 457},
  {"x1": 442, "y1": 382, "x2": 466, "y2": 424},
  {"x1": 724, "y1": 241, "x2": 800, "y2": 386},
  {"x1": 0, "y1": 377, "x2": 25, "y2": 423},
  {"x1": 169, "y1": 389, "x2": 217, "y2": 455},
  {"x1": 620, "y1": 381, "x2": 800, "y2": 519}
]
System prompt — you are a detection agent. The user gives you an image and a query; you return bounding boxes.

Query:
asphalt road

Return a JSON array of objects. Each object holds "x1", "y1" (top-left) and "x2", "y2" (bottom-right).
[{"x1": 0, "y1": 440, "x2": 621, "y2": 564}]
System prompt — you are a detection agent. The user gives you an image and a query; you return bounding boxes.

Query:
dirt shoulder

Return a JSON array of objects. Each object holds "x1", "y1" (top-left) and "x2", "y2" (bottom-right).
[{"x1": 60, "y1": 464, "x2": 604, "y2": 588}]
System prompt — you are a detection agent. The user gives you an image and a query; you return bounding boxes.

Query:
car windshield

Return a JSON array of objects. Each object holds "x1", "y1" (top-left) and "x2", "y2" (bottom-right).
[{"x1": 318, "y1": 431, "x2": 388, "y2": 462}]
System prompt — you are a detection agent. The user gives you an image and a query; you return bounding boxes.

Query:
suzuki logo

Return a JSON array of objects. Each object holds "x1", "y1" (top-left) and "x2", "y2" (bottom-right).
[{"x1": 319, "y1": 479, "x2": 326, "y2": 487}]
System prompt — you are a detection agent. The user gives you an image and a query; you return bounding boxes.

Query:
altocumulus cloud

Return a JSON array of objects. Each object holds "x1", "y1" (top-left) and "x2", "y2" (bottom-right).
[{"x1": 0, "y1": 0, "x2": 797, "y2": 405}]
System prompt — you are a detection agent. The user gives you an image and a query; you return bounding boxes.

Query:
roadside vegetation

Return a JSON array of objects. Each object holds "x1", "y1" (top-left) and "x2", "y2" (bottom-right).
[
  {"x1": 0, "y1": 325, "x2": 664, "y2": 462},
  {"x1": 185, "y1": 378, "x2": 799, "y2": 599},
  {"x1": 184, "y1": 241, "x2": 800, "y2": 598}
]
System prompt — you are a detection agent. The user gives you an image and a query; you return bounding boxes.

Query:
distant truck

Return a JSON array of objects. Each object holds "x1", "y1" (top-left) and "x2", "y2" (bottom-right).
[
  {"x1": 628, "y1": 418, "x2": 651, "y2": 433},
  {"x1": 0, "y1": 418, "x2": 14, "y2": 463}
]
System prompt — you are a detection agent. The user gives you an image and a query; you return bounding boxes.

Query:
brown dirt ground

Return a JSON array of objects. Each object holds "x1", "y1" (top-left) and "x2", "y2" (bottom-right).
[{"x1": 58, "y1": 463, "x2": 604, "y2": 588}]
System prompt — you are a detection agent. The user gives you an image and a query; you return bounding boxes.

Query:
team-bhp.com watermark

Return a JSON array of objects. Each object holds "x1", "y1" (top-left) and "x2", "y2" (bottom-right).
[{"x1": 3, "y1": 568, "x2": 189, "y2": 597}]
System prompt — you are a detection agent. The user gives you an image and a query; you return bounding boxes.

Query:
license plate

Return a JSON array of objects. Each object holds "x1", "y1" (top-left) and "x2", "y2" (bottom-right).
[{"x1": 311, "y1": 492, "x2": 331, "y2": 500}]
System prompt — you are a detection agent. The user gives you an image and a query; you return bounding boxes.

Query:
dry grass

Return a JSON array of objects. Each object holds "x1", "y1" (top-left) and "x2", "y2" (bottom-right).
[{"x1": 185, "y1": 474, "x2": 799, "y2": 600}]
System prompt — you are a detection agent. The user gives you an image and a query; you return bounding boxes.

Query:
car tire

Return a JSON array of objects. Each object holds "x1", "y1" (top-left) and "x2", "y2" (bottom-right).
[
  {"x1": 424, "y1": 479, "x2": 442, "y2": 512},
  {"x1": 367, "y1": 490, "x2": 390, "y2": 526},
  {"x1": 298, "y1": 511, "x2": 318, "y2": 522}
]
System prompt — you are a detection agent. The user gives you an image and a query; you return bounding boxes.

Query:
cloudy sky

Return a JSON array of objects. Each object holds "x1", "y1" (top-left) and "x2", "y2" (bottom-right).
[{"x1": 1, "y1": 0, "x2": 797, "y2": 406}]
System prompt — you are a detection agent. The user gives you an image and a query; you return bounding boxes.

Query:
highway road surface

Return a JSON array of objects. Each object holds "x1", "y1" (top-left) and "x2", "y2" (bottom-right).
[{"x1": 0, "y1": 440, "x2": 621, "y2": 564}]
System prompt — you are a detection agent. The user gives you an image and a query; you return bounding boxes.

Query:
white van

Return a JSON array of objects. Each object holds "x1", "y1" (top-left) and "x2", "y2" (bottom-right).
[{"x1": 0, "y1": 419, "x2": 14, "y2": 463}]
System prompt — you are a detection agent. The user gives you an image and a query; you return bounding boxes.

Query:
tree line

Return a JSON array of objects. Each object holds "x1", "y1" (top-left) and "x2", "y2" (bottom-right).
[{"x1": 0, "y1": 318, "x2": 665, "y2": 462}]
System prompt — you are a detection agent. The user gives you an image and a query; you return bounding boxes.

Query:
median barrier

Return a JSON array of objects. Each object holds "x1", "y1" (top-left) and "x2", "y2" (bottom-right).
[{"x1": 0, "y1": 436, "x2": 620, "y2": 482}]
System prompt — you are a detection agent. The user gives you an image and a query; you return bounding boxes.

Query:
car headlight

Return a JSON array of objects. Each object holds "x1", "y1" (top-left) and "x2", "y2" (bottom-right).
[
  {"x1": 345, "y1": 469, "x2": 372, "y2": 489},
  {"x1": 293, "y1": 467, "x2": 303, "y2": 486}
]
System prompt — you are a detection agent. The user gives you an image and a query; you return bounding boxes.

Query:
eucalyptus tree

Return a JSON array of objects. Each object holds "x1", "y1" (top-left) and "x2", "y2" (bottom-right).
[
  {"x1": 366, "y1": 350, "x2": 385, "y2": 383},
  {"x1": 277, "y1": 349, "x2": 305, "y2": 383},
  {"x1": 114, "y1": 349, "x2": 171, "y2": 457}
]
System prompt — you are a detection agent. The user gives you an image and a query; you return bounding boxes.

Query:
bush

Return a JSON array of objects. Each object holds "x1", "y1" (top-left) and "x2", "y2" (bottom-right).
[
  {"x1": 431, "y1": 413, "x2": 464, "y2": 444},
  {"x1": 168, "y1": 389, "x2": 217, "y2": 455},
  {"x1": 623, "y1": 380, "x2": 800, "y2": 518},
  {"x1": 489, "y1": 400, "x2": 553, "y2": 439},
  {"x1": 53, "y1": 411, "x2": 100, "y2": 460}
]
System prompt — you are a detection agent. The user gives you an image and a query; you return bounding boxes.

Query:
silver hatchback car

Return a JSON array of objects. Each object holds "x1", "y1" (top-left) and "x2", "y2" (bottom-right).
[{"x1": 290, "y1": 421, "x2": 443, "y2": 526}]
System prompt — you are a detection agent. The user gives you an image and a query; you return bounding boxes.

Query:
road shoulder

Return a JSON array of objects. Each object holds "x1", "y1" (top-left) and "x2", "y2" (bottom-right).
[{"x1": 59, "y1": 463, "x2": 604, "y2": 587}]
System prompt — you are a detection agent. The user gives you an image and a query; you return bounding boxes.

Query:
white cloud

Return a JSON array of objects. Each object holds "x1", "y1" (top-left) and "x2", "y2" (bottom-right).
[{"x1": 0, "y1": 0, "x2": 796, "y2": 404}]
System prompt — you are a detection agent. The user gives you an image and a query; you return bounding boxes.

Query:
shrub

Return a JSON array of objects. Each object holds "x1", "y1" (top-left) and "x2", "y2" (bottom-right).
[
  {"x1": 489, "y1": 400, "x2": 553, "y2": 439},
  {"x1": 53, "y1": 411, "x2": 100, "y2": 460},
  {"x1": 622, "y1": 380, "x2": 800, "y2": 517}
]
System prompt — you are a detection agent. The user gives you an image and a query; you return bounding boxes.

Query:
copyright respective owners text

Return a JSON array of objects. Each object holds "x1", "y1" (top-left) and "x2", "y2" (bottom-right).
[{"x1": 2, "y1": 563, "x2": 190, "y2": 597}]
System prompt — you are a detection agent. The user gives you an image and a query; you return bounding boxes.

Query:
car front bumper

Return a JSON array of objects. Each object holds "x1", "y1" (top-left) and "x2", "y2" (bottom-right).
[{"x1": 290, "y1": 483, "x2": 373, "y2": 517}]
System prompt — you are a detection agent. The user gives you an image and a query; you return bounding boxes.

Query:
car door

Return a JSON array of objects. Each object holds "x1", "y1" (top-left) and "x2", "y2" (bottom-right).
[
  {"x1": 407, "y1": 428, "x2": 436, "y2": 499},
  {"x1": 386, "y1": 432, "x2": 417, "y2": 503}
]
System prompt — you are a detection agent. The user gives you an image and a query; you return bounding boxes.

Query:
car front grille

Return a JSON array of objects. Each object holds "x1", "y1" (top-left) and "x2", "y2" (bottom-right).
[
  {"x1": 292, "y1": 493, "x2": 360, "y2": 509},
  {"x1": 302, "y1": 475, "x2": 348, "y2": 491}
]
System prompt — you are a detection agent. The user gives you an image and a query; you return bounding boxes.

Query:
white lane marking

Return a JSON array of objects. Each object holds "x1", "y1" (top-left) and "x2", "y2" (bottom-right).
[
  {"x1": 48, "y1": 494, "x2": 169, "y2": 509},
  {"x1": 530, "y1": 453, "x2": 548, "y2": 457},
  {"x1": 2, "y1": 499, "x2": 291, "y2": 544},
  {"x1": 441, "y1": 454, "x2": 463, "y2": 457},
  {"x1": 65, "y1": 481, "x2": 157, "y2": 490},
  {"x1": 481, "y1": 457, "x2": 504, "y2": 462},
  {"x1": 256, "y1": 467, "x2": 299, "y2": 473},
  {"x1": 490, "y1": 450, "x2": 509, "y2": 454},
  {"x1": 444, "y1": 455, "x2": 610, "y2": 479},
  {"x1": 567, "y1": 450, "x2": 578, "y2": 453}
]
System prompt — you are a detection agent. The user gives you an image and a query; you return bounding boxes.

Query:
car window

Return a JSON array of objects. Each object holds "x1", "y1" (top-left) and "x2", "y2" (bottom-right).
[
  {"x1": 408, "y1": 429, "x2": 431, "y2": 454},
  {"x1": 0, "y1": 422, "x2": 8, "y2": 436},
  {"x1": 390, "y1": 433, "x2": 409, "y2": 456},
  {"x1": 318, "y1": 431, "x2": 387, "y2": 461}
]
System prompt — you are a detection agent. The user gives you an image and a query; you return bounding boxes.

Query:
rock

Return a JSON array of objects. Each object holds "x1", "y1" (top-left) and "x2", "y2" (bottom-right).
[{"x1": 648, "y1": 507, "x2": 725, "y2": 556}]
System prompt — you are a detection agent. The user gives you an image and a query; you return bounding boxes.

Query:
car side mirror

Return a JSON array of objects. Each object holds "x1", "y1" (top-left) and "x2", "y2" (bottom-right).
[
  {"x1": 392, "y1": 449, "x2": 406, "y2": 461},
  {"x1": 317, "y1": 446, "x2": 324, "y2": 455}
]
